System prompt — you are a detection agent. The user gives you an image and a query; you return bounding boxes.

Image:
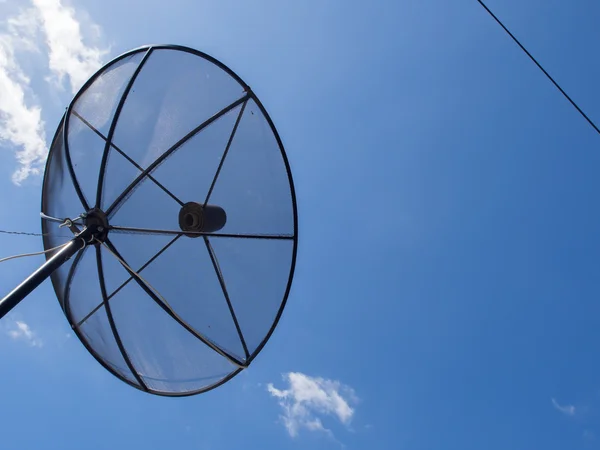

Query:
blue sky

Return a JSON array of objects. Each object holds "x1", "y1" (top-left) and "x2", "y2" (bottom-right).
[{"x1": 1, "y1": 0, "x2": 600, "y2": 448}]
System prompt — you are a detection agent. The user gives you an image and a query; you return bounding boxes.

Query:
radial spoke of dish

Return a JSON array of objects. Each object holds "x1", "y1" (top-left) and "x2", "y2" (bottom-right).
[
  {"x1": 203, "y1": 236, "x2": 250, "y2": 360},
  {"x1": 101, "y1": 238, "x2": 248, "y2": 368},
  {"x1": 95, "y1": 245, "x2": 149, "y2": 390},
  {"x1": 96, "y1": 48, "x2": 154, "y2": 209},
  {"x1": 71, "y1": 110, "x2": 185, "y2": 207},
  {"x1": 62, "y1": 115, "x2": 90, "y2": 212},
  {"x1": 64, "y1": 249, "x2": 147, "y2": 391},
  {"x1": 75, "y1": 234, "x2": 182, "y2": 329},
  {"x1": 105, "y1": 94, "x2": 252, "y2": 218},
  {"x1": 203, "y1": 98, "x2": 248, "y2": 207},
  {"x1": 108, "y1": 225, "x2": 294, "y2": 240}
]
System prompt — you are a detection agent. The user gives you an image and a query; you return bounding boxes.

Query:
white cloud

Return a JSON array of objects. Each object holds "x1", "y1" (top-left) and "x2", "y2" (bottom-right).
[
  {"x1": 267, "y1": 372, "x2": 358, "y2": 439},
  {"x1": 0, "y1": 9, "x2": 47, "y2": 184},
  {"x1": 32, "y1": 0, "x2": 108, "y2": 94},
  {"x1": 0, "y1": 0, "x2": 106, "y2": 184},
  {"x1": 7, "y1": 7, "x2": 41, "y2": 53},
  {"x1": 552, "y1": 398, "x2": 576, "y2": 416},
  {"x1": 7, "y1": 320, "x2": 43, "y2": 347}
]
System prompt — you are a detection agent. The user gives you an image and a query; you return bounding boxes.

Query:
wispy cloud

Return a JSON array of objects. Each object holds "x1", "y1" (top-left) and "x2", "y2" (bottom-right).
[
  {"x1": 32, "y1": 0, "x2": 108, "y2": 94},
  {"x1": 0, "y1": 9, "x2": 47, "y2": 184},
  {"x1": 552, "y1": 398, "x2": 576, "y2": 416},
  {"x1": 267, "y1": 372, "x2": 358, "y2": 439},
  {"x1": 6, "y1": 320, "x2": 43, "y2": 347},
  {"x1": 583, "y1": 430, "x2": 595, "y2": 441},
  {"x1": 0, "y1": 0, "x2": 106, "y2": 184}
]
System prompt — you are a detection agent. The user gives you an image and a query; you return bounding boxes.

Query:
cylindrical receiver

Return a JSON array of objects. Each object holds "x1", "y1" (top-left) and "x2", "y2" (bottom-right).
[{"x1": 179, "y1": 202, "x2": 227, "y2": 237}]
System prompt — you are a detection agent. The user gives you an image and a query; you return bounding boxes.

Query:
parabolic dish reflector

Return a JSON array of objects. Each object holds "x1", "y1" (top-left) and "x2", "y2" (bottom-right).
[{"x1": 40, "y1": 45, "x2": 298, "y2": 396}]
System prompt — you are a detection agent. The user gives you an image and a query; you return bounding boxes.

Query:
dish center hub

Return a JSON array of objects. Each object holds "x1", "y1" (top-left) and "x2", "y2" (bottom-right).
[{"x1": 84, "y1": 208, "x2": 109, "y2": 243}]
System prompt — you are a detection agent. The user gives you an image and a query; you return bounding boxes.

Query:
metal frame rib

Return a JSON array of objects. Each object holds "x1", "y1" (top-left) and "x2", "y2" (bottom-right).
[
  {"x1": 95, "y1": 48, "x2": 154, "y2": 209},
  {"x1": 203, "y1": 236, "x2": 250, "y2": 360},
  {"x1": 95, "y1": 245, "x2": 149, "y2": 390},
  {"x1": 108, "y1": 225, "x2": 293, "y2": 239},
  {"x1": 203, "y1": 98, "x2": 248, "y2": 206}
]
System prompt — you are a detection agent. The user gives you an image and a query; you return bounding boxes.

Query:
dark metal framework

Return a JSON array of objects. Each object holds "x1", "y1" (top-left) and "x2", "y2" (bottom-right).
[
  {"x1": 0, "y1": 229, "x2": 91, "y2": 320},
  {"x1": 40, "y1": 44, "x2": 299, "y2": 396}
]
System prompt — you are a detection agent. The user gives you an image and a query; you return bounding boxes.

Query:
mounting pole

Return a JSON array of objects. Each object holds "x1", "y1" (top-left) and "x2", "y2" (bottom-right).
[{"x1": 0, "y1": 227, "x2": 94, "y2": 320}]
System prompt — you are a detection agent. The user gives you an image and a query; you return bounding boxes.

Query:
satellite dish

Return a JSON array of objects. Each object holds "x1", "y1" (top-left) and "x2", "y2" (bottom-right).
[{"x1": 0, "y1": 45, "x2": 298, "y2": 396}]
